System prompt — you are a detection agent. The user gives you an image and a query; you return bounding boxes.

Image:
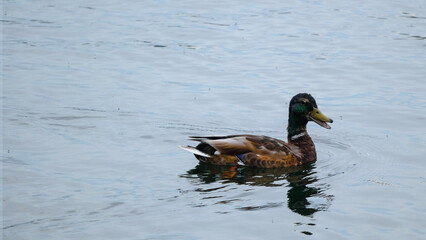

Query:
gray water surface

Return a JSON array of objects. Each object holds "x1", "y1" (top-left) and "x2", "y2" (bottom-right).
[{"x1": 3, "y1": 0, "x2": 426, "y2": 239}]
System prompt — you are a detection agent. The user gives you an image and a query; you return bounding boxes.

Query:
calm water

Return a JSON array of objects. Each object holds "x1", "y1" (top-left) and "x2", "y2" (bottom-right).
[{"x1": 2, "y1": 0, "x2": 426, "y2": 239}]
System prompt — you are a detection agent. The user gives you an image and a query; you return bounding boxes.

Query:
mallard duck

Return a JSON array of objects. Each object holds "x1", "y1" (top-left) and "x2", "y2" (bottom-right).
[{"x1": 180, "y1": 93, "x2": 333, "y2": 168}]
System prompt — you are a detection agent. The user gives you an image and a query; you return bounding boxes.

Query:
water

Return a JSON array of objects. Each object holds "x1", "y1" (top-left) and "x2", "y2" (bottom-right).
[{"x1": 2, "y1": 0, "x2": 426, "y2": 239}]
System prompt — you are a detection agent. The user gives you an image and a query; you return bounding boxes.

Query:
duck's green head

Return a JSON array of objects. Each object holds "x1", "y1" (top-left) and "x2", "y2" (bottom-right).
[{"x1": 287, "y1": 93, "x2": 333, "y2": 137}]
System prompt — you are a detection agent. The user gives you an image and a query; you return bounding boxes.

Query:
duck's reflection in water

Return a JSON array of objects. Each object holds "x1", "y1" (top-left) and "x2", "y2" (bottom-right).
[{"x1": 185, "y1": 163, "x2": 333, "y2": 217}]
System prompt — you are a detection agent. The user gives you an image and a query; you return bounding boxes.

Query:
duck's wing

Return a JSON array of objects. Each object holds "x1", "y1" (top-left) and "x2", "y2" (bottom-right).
[{"x1": 189, "y1": 135, "x2": 293, "y2": 156}]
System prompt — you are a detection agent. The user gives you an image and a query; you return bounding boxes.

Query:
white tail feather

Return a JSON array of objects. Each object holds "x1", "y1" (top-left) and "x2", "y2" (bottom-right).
[{"x1": 178, "y1": 145, "x2": 211, "y2": 157}]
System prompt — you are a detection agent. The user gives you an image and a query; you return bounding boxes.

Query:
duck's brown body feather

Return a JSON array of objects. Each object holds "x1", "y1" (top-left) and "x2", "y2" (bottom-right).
[{"x1": 187, "y1": 134, "x2": 316, "y2": 168}]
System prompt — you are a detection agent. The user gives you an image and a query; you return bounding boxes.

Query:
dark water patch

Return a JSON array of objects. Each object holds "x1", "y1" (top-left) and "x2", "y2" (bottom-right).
[
  {"x1": 3, "y1": 218, "x2": 46, "y2": 230},
  {"x1": 237, "y1": 202, "x2": 283, "y2": 211},
  {"x1": 140, "y1": 135, "x2": 154, "y2": 139},
  {"x1": 1, "y1": 19, "x2": 20, "y2": 25},
  {"x1": 215, "y1": 198, "x2": 240, "y2": 205},
  {"x1": 177, "y1": 43, "x2": 199, "y2": 49},
  {"x1": 27, "y1": 19, "x2": 61, "y2": 28},
  {"x1": 401, "y1": 12, "x2": 426, "y2": 19},
  {"x1": 410, "y1": 35, "x2": 426, "y2": 40},
  {"x1": 86, "y1": 211, "x2": 99, "y2": 215},
  {"x1": 30, "y1": 19, "x2": 55, "y2": 24},
  {"x1": 194, "y1": 185, "x2": 228, "y2": 193},
  {"x1": 201, "y1": 195, "x2": 223, "y2": 200},
  {"x1": 78, "y1": 6, "x2": 95, "y2": 10},
  {"x1": 203, "y1": 22, "x2": 231, "y2": 27},
  {"x1": 66, "y1": 107, "x2": 110, "y2": 113},
  {"x1": 102, "y1": 202, "x2": 124, "y2": 210}
]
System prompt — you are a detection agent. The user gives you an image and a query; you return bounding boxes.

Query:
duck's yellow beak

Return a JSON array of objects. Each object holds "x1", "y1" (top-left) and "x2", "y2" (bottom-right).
[{"x1": 309, "y1": 107, "x2": 333, "y2": 129}]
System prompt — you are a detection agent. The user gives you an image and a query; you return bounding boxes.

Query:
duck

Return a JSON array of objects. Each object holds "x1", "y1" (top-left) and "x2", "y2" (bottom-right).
[{"x1": 180, "y1": 93, "x2": 333, "y2": 168}]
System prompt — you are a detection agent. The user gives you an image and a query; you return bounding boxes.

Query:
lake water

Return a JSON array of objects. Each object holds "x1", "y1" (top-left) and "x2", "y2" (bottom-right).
[{"x1": 2, "y1": 0, "x2": 426, "y2": 239}]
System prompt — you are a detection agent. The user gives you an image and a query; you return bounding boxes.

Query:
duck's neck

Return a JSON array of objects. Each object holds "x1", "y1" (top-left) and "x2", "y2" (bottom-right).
[
  {"x1": 287, "y1": 116, "x2": 316, "y2": 163},
  {"x1": 287, "y1": 113, "x2": 308, "y2": 139}
]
